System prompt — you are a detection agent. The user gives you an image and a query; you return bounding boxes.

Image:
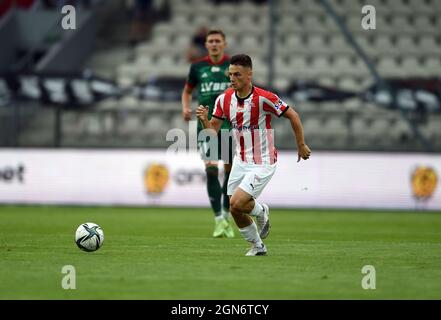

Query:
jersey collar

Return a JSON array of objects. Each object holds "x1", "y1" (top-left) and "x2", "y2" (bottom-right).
[
  {"x1": 207, "y1": 54, "x2": 229, "y2": 65},
  {"x1": 235, "y1": 86, "x2": 254, "y2": 103}
]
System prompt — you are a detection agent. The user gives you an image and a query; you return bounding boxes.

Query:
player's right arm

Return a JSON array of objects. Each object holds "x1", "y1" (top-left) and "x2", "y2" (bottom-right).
[
  {"x1": 181, "y1": 84, "x2": 193, "y2": 121},
  {"x1": 182, "y1": 63, "x2": 198, "y2": 121},
  {"x1": 196, "y1": 105, "x2": 223, "y2": 133}
]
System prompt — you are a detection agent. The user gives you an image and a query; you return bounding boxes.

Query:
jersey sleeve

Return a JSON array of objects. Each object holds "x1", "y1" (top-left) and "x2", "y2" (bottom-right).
[
  {"x1": 185, "y1": 63, "x2": 198, "y2": 89},
  {"x1": 262, "y1": 92, "x2": 290, "y2": 117},
  {"x1": 212, "y1": 94, "x2": 225, "y2": 120}
]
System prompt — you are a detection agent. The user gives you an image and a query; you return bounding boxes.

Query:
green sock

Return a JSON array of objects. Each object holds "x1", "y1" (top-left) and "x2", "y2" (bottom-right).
[
  {"x1": 205, "y1": 166, "x2": 222, "y2": 217},
  {"x1": 222, "y1": 171, "x2": 230, "y2": 212}
]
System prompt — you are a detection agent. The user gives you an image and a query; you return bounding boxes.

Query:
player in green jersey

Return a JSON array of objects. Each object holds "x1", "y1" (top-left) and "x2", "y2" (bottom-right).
[{"x1": 181, "y1": 29, "x2": 234, "y2": 238}]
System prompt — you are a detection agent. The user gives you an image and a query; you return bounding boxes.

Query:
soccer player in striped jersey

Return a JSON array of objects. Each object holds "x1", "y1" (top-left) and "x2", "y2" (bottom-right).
[
  {"x1": 196, "y1": 54, "x2": 311, "y2": 256},
  {"x1": 181, "y1": 29, "x2": 235, "y2": 238}
]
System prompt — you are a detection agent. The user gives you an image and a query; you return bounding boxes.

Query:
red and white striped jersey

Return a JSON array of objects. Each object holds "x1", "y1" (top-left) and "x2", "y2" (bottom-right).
[{"x1": 212, "y1": 86, "x2": 290, "y2": 165}]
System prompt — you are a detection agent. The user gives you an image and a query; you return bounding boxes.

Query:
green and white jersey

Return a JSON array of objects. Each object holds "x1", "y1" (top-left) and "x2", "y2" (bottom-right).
[{"x1": 186, "y1": 55, "x2": 231, "y2": 132}]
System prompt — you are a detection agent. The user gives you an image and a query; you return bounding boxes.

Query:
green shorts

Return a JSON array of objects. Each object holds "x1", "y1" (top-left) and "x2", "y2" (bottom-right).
[{"x1": 197, "y1": 129, "x2": 234, "y2": 164}]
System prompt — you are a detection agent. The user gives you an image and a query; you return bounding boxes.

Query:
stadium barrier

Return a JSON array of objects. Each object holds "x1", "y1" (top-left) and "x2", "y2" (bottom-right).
[{"x1": 0, "y1": 149, "x2": 439, "y2": 210}]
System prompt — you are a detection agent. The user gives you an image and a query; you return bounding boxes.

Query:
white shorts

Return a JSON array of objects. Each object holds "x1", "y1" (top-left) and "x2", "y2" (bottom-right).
[{"x1": 227, "y1": 157, "x2": 277, "y2": 199}]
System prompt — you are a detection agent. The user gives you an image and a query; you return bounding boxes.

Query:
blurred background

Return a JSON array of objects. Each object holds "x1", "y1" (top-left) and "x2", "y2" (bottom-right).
[
  {"x1": 0, "y1": 0, "x2": 440, "y2": 151},
  {"x1": 0, "y1": 0, "x2": 440, "y2": 209}
]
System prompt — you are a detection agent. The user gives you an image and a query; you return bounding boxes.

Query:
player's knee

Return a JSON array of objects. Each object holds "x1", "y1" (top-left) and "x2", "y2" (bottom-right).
[
  {"x1": 229, "y1": 198, "x2": 243, "y2": 214},
  {"x1": 205, "y1": 165, "x2": 219, "y2": 177},
  {"x1": 230, "y1": 206, "x2": 241, "y2": 218}
]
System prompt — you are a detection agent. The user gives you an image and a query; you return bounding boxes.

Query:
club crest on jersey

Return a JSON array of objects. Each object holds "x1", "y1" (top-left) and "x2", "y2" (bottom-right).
[
  {"x1": 236, "y1": 103, "x2": 245, "y2": 113},
  {"x1": 274, "y1": 99, "x2": 283, "y2": 110},
  {"x1": 211, "y1": 66, "x2": 220, "y2": 72}
]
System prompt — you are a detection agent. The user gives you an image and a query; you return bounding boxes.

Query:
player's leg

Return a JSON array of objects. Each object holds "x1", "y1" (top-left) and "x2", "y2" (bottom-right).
[
  {"x1": 228, "y1": 163, "x2": 276, "y2": 254},
  {"x1": 236, "y1": 165, "x2": 275, "y2": 239},
  {"x1": 219, "y1": 131, "x2": 234, "y2": 238},
  {"x1": 227, "y1": 161, "x2": 275, "y2": 255},
  {"x1": 220, "y1": 162, "x2": 235, "y2": 238},
  {"x1": 229, "y1": 189, "x2": 266, "y2": 256},
  {"x1": 222, "y1": 163, "x2": 232, "y2": 215},
  {"x1": 220, "y1": 133, "x2": 234, "y2": 216},
  {"x1": 231, "y1": 189, "x2": 270, "y2": 240},
  {"x1": 199, "y1": 137, "x2": 225, "y2": 237},
  {"x1": 204, "y1": 160, "x2": 226, "y2": 237}
]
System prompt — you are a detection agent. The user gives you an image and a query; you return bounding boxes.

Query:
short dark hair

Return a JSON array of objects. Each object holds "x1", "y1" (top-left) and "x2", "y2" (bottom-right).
[
  {"x1": 230, "y1": 54, "x2": 253, "y2": 69},
  {"x1": 206, "y1": 29, "x2": 226, "y2": 40}
]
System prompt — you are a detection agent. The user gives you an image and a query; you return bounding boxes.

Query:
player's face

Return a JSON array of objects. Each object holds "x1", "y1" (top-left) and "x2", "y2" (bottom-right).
[
  {"x1": 228, "y1": 64, "x2": 252, "y2": 91},
  {"x1": 205, "y1": 34, "x2": 226, "y2": 57}
]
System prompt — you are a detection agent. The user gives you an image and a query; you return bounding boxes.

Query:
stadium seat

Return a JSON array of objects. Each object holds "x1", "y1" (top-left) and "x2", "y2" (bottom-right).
[
  {"x1": 396, "y1": 36, "x2": 420, "y2": 55},
  {"x1": 389, "y1": 118, "x2": 412, "y2": 142},
  {"x1": 339, "y1": 77, "x2": 359, "y2": 91},
  {"x1": 304, "y1": 15, "x2": 329, "y2": 33},
  {"x1": 423, "y1": 57, "x2": 441, "y2": 75},
  {"x1": 329, "y1": 36, "x2": 353, "y2": 55},
  {"x1": 282, "y1": 34, "x2": 306, "y2": 54},
  {"x1": 414, "y1": 15, "x2": 434, "y2": 32},
  {"x1": 373, "y1": 35, "x2": 396, "y2": 55},
  {"x1": 307, "y1": 34, "x2": 328, "y2": 53},
  {"x1": 419, "y1": 36, "x2": 440, "y2": 55},
  {"x1": 377, "y1": 57, "x2": 404, "y2": 77},
  {"x1": 401, "y1": 56, "x2": 424, "y2": 76},
  {"x1": 170, "y1": 114, "x2": 189, "y2": 132},
  {"x1": 391, "y1": 15, "x2": 414, "y2": 33},
  {"x1": 287, "y1": 56, "x2": 310, "y2": 76},
  {"x1": 143, "y1": 115, "x2": 169, "y2": 136},
  {"x1": 302, "y1": 117, "x2": 323, "y2": 138},
  {"x1": 311, "y1": 56, "x2": 333, "y2": 77}
]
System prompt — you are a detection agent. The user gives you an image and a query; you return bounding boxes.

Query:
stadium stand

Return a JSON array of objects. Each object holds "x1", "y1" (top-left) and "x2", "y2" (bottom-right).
[{"x1": 1, "y1": 0, "x2": 440, "y2": 151}]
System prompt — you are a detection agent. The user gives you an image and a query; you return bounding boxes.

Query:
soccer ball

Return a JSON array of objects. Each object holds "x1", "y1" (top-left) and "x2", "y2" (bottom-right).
[{"x1": 75, "y1": 222, "x2": 104, "y2": 252}]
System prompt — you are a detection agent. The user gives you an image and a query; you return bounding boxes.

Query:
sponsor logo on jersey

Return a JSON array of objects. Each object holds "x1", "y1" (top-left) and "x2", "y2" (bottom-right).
[
  {"x1": 232, "y1": 124, "x2": 259, "y2": 132},
  {"x1": 200, "y1": 82, "x2": 230, "y2": 93},
  {"x1": 201, "y1": 72, "x2": 208, "y2": 78},
  {"x1": 274, "y1": 99, "x2": 283, "y2": 111},
  {"x1": 236, "y1": 101, "x2": 253, "y2": 113}
]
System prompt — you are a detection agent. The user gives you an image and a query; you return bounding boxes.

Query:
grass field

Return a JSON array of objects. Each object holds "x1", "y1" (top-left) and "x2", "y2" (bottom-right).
[{"x1": 1, "y1": 205, "x2": 441, "y2": 299}]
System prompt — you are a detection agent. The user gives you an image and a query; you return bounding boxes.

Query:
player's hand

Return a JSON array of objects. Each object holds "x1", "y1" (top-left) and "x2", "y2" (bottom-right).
[
  {"x1": 297, "y1": 143, "x2": 311, "y2": 162},
  {"x1": 196, "y1": 105, "x2": 209, "y2": 122},
  {"x1": 182, "y1": 107, "x2": 192, "y2": 121}
]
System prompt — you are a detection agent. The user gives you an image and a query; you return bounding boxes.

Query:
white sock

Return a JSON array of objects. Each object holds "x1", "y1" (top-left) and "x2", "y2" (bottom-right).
[
  {"x1": 249, "y1": 200, "x2": 264, "y2": 217},
  {"x1": 215, "y1": 215, "x2": 225, "y2": 223},
  {"x1": 222, "y1": 209, "x2": 230, "y2": 220},
  {"x1": 239, "y1": 221, "x2": 263, "y2": 247}
]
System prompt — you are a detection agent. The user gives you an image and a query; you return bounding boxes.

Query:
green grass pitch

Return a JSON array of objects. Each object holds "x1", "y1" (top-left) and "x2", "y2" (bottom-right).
[{"x1": 1, "y1": 205, "x2": 441, "y2": 299}]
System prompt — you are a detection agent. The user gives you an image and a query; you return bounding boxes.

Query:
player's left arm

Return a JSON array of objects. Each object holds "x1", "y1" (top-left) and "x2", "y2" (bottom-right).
[{"x1": 283, "y1": 107, "x2": 311, "y2": 162}]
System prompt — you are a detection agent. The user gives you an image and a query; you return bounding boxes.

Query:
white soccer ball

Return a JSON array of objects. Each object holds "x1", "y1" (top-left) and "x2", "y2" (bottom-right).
[{"x1": 75, "y1": 222, "x2": 104, "y2": 252}]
